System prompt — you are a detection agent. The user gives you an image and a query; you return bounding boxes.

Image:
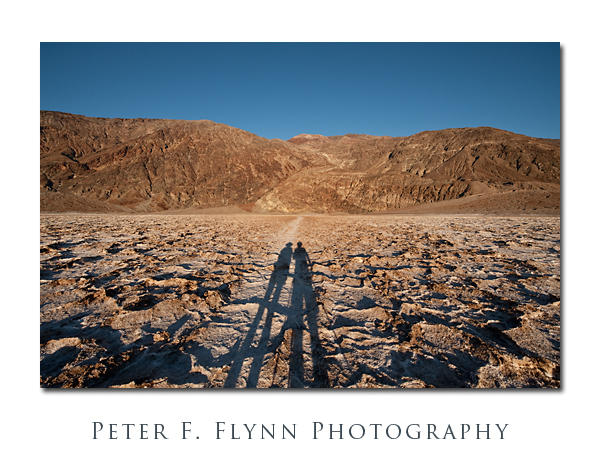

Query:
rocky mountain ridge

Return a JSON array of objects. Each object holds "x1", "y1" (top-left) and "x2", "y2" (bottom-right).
[{"x1": 40, "y1": 111, "x2": 560, "y2": 214}]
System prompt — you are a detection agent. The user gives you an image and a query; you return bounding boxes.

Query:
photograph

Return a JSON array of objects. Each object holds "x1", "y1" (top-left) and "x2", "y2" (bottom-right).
[
  {"x1": 4, "y1": 2, "x2": 598, "y2": 464},
  {"x1": 39, "y1": 42, "x2": 560, "y2": 389}
]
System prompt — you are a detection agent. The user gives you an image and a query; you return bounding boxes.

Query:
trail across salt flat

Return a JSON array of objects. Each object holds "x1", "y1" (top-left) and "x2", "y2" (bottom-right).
[
  {"x1": 40, "y1": 214, "x2": 560, "y2": 388},
  {"x1": 197, "y1": 215, "x2": 327, "y2": 388}
]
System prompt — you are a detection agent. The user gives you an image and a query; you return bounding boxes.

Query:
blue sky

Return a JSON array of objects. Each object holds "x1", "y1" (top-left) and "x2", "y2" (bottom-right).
[{"x1": 40, "y1": 42, "x2": 560, "y2": 140}]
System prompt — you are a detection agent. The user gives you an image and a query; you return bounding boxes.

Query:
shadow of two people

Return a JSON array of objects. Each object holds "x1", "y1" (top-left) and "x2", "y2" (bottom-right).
[{"x1": 224, "y1": 241, "x2": 328, "y2": 388}]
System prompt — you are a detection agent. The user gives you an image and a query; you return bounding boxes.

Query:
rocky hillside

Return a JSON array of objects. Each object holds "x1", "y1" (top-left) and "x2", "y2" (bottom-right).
[{"x1": 40, "y1": 111, "x2": 560, "y2": 214}]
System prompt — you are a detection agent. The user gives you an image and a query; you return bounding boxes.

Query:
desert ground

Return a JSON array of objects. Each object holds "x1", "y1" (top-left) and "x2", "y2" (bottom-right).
[{"x1": 40, "y1": 214, "x2": 560, "y2": 388}]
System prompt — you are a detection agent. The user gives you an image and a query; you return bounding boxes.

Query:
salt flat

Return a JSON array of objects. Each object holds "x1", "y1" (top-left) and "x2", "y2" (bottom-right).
[{"x1": 40, "y1": 214, "x2": 560, "y2": 388}]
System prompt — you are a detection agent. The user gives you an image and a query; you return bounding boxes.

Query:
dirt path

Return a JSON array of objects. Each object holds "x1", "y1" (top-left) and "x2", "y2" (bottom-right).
[
  {"x1": 202, "y1": 215, "x2": 330, "y2": 388},
  {"x1": 40, "y1": 214, "x2": 560, "y2": 388}
]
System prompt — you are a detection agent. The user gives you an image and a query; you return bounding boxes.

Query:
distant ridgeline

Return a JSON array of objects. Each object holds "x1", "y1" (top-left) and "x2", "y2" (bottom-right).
[{"x1": 40, "y1": 111, "x2": 560, "y2": 214}]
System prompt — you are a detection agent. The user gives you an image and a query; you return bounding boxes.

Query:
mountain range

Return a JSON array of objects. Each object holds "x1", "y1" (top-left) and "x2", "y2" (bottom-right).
[{"x1": 40, "y1": 111, "x2": 560, "y2": 215}]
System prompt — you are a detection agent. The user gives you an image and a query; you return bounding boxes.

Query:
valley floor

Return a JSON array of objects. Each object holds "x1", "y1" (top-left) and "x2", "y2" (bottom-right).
[{"x1": 40, "y1": 214, "x2": 560, "y2": 388}]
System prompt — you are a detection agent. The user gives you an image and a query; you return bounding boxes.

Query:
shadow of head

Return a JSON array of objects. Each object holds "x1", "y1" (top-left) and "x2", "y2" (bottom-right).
[{"x1": 274, "y1": 243, "x2": 293, "y2": 270}]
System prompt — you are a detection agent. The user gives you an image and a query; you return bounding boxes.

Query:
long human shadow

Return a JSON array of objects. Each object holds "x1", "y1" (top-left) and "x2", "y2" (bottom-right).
[
  {"x1": 285, "y1": 241, "x2": 329, "y2": 387},
  {"x1": 224, "y1": 241, "x2": 329, "y2": 388},
  {"x1": 223, "y1": 242, "x2": 293, "y2": 387}
]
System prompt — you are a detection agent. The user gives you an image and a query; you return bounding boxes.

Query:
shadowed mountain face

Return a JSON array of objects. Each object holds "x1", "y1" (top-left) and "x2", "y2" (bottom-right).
[{"x1": 40, "y1": 111, "x2": 560, "y2": 214}]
